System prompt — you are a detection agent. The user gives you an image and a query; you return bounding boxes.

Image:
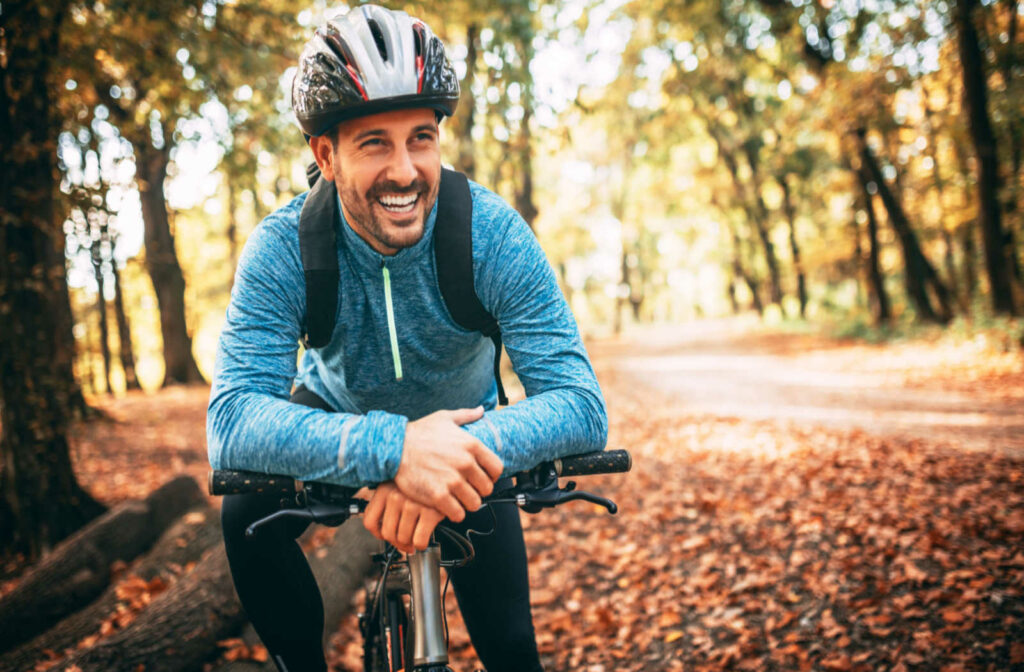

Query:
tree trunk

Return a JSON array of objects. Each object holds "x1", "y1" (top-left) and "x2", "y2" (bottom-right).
[
  {"x1": 856, "y1": 128, "x2": 953, "y2": 323},
  {"x1": 227, "y1": 176, "x2": 240, "y2": 275},
  {"x1": 513, "y1": 29, "x2": 539, "y2": 231},
  {"x1": 456, "y1": 23, "x2": 479, "y2": 181},
  {"x1": 111, "y1": 260, "x2": 141, "y2": 390},
  {"x1": 0, "y1": 505, "x2": 221, "y2": 671},
  {"x1": 850, "y1": 214, "x2": 866, "y2": 312},
  {"x1": 955, "y1": 0, "x2": 1017, "y2": 314},
  {"x1": 91, "y1": 258, "x2": 113, "y2": 394},
  {"x1": 855, "y1": 165, "x2": 892, "y2": 324},
  {"x1": 514, "y1": 94, "x2": 539, "y2": 230},
  {"x1": 921, "y1": 89, "x2": 962, "y2": 302},
  {"x1": 0, "y1": 476, "x2": 204, "y2": 653},
  {"x1": 741, "y1": 143, "x2": 784, "y2": 306},
  {"x1": 778, "y1": 174, "x2": 808, "y2": 318},
  {"x1": 0, "y1": 0, "x2": 107, "y2": 563},
  {"x1": 135, "y1": 138, "x2": 206, "y2": 385},
  {"x1": 708, "y1": 123, "x2": 782, "y2": 308},
  {"x1": 713, "y1": 192, "x2": 764, "y2": 315},
  {"x1": 59, "y1": 520, "x2": 377, "y2": 672},
  {"x1": 1000, "y1": 0, "x2": 1021, "y2": 224}
]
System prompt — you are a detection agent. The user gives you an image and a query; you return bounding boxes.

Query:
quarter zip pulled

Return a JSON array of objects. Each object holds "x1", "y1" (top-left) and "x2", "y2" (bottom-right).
[{"x1": 381, "y1": 261, "x2": 403, "y2": 381}]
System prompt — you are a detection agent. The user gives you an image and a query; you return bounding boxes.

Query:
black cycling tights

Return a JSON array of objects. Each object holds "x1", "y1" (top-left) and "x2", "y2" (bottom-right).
[{"x1": 220, "y1": 388, "x2": 544, "y2": 672}]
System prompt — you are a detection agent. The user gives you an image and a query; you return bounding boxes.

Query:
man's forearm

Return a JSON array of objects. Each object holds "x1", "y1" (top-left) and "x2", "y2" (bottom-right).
[
  {"x1": 207, "y1": 386, "x2": 407, "y2": 486},
  {"x1": 462, "y1": 386, "x2": 608, "y2": 474}
]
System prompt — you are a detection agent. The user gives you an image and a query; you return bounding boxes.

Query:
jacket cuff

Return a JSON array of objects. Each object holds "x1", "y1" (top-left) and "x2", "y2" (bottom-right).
[{"x1": 346, "y1": 410, "x2": 407, "y2": 484}]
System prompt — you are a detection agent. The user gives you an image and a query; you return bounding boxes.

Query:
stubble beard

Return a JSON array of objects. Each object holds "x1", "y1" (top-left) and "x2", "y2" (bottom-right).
[{"x1": 339, "y1": 176, "x2": 439, "y2": 253}]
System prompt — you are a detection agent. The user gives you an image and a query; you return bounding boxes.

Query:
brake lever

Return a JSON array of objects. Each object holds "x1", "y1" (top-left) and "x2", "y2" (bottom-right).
[
  {"x1": 516, "y1": 482, "x2": 618, "y2": 515},
  {"x1": 245, "y1": 502, "x2": 363, "y2": 537}
]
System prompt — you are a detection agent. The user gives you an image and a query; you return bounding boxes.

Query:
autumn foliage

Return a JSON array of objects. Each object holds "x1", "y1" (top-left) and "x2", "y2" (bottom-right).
[{"x1": 3, "y1": 328, "x2": 1021, "y2": 671}]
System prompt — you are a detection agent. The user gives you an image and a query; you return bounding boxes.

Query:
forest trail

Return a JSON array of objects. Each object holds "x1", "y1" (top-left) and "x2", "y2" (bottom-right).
[{"x1": 587, "y1": 318, "x2": 1024, "y2": 457}]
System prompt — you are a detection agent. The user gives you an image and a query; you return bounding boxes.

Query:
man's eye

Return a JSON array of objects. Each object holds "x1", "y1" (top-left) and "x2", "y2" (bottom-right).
[
  {"x1": 361, "y1": 139, "x2": 384, "y2": 148},
  {"x1": 415, "y1": 133, "x2": 435, "y2": 142}
]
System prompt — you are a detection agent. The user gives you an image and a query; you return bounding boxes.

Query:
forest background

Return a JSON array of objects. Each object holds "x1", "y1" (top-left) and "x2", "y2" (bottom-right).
[{"x1": 2, "y1": 0, "x2": 1023, "y2": 670}]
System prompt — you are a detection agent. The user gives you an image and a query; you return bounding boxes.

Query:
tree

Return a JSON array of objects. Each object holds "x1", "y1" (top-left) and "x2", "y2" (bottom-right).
[
  {"x1": 0, "y1": 0, "x2": 106, "y2": 559},
  {"x1": 954, "y1": 0, "x2": 1018, "y2": 314},
  {"x1": 62, "y1": 0, "x2": 297, "y2": 386}
]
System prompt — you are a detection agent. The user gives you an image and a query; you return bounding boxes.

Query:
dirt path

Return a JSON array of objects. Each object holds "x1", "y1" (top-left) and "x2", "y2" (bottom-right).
[{"x1": 587, "y1": 319, "x2": 1024, "y2": 456}]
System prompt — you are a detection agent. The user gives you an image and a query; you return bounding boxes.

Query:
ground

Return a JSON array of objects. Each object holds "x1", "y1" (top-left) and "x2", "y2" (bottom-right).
[{"x1": 19, "y1": 319, "x2": 1024, "y2": 671}]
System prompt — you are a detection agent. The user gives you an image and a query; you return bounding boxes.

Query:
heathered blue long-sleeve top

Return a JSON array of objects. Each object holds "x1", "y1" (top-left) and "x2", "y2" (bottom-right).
[{"x1": 206, "y1": 179, "x2": 607, "y2": 487}]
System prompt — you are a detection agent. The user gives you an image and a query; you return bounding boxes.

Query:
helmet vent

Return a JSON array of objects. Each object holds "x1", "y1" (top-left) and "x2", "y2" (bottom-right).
[
  {"x1": 412, "y1": 22, "x2": 426, "y2": 57},
  {"x1": 367, "y1": 19, "x2": 389, "y2": 62}
]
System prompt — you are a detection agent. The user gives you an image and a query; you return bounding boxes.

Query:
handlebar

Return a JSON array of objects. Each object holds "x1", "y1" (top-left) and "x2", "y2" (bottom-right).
[
  {"x1": 208, "y1": 449, "x2": 631, "y2": 497},
  {"x1": 207, "y1": 450, "x2": 631, "y2": 538}
]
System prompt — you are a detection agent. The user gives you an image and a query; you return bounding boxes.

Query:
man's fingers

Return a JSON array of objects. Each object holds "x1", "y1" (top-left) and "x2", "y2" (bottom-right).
[
  {"x1": 465, "y1": 465, "x2": 495, "y2": 499},
  {"x1": 412, "y1": 519, "x2": 433, "y2": 550},
  {"x1": 396, "y1": 505, "x2": 419, "y2": 548},
  {"x1": 451, "y1": 480, "x2": 483, "y2": 513},
  {"x1": 380, "y1": 494, "x2": 402, "y2": 542},
  {"x1": 363, "y1": 495, "x2": 385, "y2": 536},
  {"x1": 413, "y1": 511, "x2": 443, "y2": 550},
  {"x1": 447, "y1": 405, "x2": 485, "y2": 426},
  {"x1": 437, "y1": 493, "x2": 466, "y2": 523},
  {"x1": 470, "y1": 443, "x2": 505, "y2": 482}
]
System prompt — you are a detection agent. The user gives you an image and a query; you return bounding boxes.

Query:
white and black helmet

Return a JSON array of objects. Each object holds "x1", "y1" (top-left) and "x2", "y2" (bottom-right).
[{"x1": 291, "y1": 5, "x2": 460, "y2": 137}]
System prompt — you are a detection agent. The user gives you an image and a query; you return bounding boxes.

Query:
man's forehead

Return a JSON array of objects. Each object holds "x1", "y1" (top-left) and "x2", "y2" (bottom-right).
[{"x1": 338, "y1": 108, "x2": 438, "y2": 138}]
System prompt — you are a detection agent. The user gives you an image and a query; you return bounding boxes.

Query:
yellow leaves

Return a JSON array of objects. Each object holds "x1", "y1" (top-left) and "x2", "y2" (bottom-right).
[{"x1": 216, "y1": 638, "x2": 269, "y2": 662}]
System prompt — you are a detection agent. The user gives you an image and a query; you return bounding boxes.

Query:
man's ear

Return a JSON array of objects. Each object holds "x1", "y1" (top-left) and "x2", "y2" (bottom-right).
[{"x1": 309, "y1": 135, "x2": 336, "y2": 182}]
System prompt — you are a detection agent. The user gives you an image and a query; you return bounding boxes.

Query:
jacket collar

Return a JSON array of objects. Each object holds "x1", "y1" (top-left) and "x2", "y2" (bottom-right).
[{"x1": 337, "y1": 193, "x2": 439, "y2": 273}]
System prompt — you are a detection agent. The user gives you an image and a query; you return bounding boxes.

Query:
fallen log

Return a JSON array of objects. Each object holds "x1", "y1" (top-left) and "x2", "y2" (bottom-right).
[
  {"x1": 0, "y1": 475, "x2": 205, "y2": 653},
  {"x1": 0, "y1": 504, "x2": 220, "y2": 672},
  {"x1": 59, "y1": 518, "x2": 377, "y2": 672},
  {"x1": 212, "y1": 520, "x2": 378, "y2": 672}
]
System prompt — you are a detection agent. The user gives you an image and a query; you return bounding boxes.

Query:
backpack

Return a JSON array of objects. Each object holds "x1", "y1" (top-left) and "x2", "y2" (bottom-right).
[{"x1": 298, "y1": 163, "x2": 508, "y2": 406}]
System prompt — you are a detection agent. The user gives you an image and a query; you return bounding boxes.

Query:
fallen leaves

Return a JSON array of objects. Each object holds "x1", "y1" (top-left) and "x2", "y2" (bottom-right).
[{"x1": 31, "y1": 328, "x2": 1023, "y2": 671}]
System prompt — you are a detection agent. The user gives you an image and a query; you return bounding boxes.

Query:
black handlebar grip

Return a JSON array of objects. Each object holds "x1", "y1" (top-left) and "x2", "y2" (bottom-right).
[
  {"x1": 554, "y1": 450, "x2": 632, "y2": 477},
  {"x1": 208, "y1": 470, "x2": 301, "y2": 496}
]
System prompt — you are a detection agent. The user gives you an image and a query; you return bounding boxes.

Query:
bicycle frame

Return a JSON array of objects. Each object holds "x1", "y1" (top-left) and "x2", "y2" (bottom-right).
[
  {"x1": 366, "y1": 541, "x2": 452, "y2": 672},
  {"x1": 212, "y1": 449, "x2": 631, "y2": 672}
]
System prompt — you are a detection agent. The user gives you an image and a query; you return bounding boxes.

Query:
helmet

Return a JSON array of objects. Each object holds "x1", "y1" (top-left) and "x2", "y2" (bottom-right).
[{"x1": 291, "y1": 5, "x2": 460, "y2": 137}]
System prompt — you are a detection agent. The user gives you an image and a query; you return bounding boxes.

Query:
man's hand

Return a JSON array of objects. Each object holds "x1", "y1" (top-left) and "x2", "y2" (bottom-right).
[
  {"x1": 394, "y1": 406, "x2": 503, "y2": 522},
  {"x1": 363, "y1": 482, "x2": 445, "y2": 553}
]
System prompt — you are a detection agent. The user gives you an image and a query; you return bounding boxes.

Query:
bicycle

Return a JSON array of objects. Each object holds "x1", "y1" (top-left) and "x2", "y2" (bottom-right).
[{"x1": 209, "y1": 449, "x2": 632, "y2": 672}]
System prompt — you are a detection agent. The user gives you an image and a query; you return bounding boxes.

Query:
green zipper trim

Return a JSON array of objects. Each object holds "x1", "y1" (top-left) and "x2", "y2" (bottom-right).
[{"x1": 381, "y1": 263, "x2": 403, "y2": 381}]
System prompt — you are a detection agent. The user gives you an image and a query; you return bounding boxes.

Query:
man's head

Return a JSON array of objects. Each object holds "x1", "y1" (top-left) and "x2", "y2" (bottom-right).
[
  {"x1": 310, "y1": 107, "x2": 440, "y2": 255},
  {"x1": 291, "y1": 5, "x2": 459, "y2": 254}
]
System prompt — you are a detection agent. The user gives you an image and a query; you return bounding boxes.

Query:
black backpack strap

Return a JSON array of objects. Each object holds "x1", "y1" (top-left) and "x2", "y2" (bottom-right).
[
  {"x1": 299, "y1": 163, "x2": 339, "y2": 349},
  {"x1": 434, "y1": 169, "x2": 508, "y2": 406}
]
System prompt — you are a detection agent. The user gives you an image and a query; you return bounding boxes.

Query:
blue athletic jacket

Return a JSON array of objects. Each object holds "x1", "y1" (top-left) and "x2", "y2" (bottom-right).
[{"x1": 206, "y1": 179, "x2": 607, "y2": 487}]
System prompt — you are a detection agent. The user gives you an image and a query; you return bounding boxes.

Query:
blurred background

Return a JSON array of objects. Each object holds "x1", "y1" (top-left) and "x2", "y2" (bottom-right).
[
  {"x1": 47, "y1": 0, "x2": 1024, "y2": 393},
  {"x1": 3, "y1": 2, "x2": 1024, "y2": 670}
]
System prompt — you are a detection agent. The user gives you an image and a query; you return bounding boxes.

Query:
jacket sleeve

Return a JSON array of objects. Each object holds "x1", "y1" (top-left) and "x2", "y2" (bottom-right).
[
  {"x1": 460, "y1": 205, "x2": 608, "y2": 473},
  {"x1": 206, "y1": 215, "x2": 406, "y2": 486}
]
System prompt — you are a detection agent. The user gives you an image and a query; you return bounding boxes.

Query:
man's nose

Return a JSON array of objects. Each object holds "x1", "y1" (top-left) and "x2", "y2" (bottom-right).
[{"x1": 385, "y1": 145, "x2": 417, "y2": 185}]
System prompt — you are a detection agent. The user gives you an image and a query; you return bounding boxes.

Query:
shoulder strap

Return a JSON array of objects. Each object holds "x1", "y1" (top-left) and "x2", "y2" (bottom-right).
[
  {"x1": 299, "y1": 164, "x2": 339, "y2": 349},
  {"x1": 300, "y1": 164, "x2": 508, "y2": 405},
  {"x1": 434, "y1": 169, "x2": 508, "y2": 406}
]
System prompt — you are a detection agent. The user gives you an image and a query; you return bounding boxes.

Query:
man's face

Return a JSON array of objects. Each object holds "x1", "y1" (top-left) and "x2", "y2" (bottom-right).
[{"x1": 312, "y1": 108, "x2": 441, "y2": 256}]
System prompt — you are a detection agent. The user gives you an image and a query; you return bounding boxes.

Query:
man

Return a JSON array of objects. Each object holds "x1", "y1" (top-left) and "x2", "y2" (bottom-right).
[{"x1": 207, "y1": 5, "x2": 607, "y2": 672}]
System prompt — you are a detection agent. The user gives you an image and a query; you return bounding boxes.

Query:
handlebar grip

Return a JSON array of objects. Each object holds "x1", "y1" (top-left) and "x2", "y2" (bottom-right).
[
  {"x1": 208, "y1": 470, "x2": 301, "y2": 496},
  {"x1": 554, "y1": 450, "x2": 631, "y2": 477}
]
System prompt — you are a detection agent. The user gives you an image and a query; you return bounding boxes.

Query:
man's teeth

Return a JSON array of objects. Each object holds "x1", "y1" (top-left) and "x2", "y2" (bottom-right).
[{"x1": 378, "y1": 193, "x2": 418, "y2": 211}]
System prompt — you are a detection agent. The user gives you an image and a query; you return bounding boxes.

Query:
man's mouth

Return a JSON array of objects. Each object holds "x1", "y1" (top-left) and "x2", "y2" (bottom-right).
[{"x1": 377, "y1": 192, "x2": 420, "y2": 215}]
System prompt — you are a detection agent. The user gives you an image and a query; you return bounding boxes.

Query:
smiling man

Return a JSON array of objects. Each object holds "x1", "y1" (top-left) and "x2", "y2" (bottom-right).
[{"x1": 206, "y1": 5, "x2": 607, "y2": 672}]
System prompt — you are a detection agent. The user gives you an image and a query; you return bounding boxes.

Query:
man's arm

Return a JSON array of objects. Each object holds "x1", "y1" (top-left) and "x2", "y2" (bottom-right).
[
  {"x1": 206, "y1": 215, "x2": 406, "y2": 486},
  {"x1": 460, "y1": 198, "x2": 608, "y2": 473}
]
